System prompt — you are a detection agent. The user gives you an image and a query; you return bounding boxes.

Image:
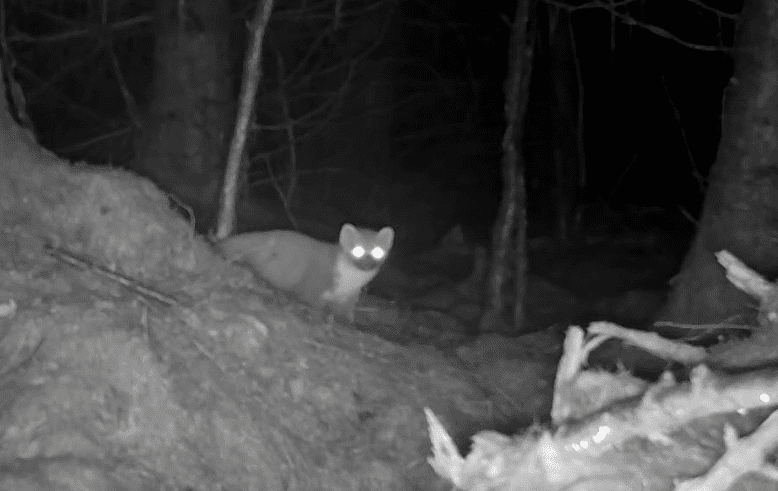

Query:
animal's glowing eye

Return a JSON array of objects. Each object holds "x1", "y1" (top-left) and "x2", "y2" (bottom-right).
[
  {"x1": 351, "y1": 246, "x2": 366, "y2": 258},
  {"x1": 370, "y1": 247, "x2": 385, "y2": 260}
]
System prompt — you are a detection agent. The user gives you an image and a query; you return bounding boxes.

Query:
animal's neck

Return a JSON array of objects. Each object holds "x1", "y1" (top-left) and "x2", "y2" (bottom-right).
[{"x1": 333, "y1": 252, "x2": 377, "y2": 294}]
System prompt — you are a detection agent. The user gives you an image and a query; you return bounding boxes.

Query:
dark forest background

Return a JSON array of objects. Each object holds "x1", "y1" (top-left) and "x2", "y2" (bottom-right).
[{"x1": 4, "y1": 0, "x2": 739, "y2": 252}]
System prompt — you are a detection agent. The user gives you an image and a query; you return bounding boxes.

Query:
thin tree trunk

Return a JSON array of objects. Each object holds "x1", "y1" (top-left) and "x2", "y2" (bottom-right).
[
  {"x1": 658, "y1": 0, "x2": 778, "y2": 331},
  {"x1": 216, "y1": 0, "x2": 275, "y2": 240},
  {"x1": 548, "y1": 6, "x2": 583, "y2": 242},
  {"x1": 479, "y1": 0, "x2": 536, "y2": 334}
]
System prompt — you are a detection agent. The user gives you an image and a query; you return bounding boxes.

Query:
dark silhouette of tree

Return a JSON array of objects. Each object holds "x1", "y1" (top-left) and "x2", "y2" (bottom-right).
[{"x1": 659, "y1": 0, "x2": 778, "y2": 333}]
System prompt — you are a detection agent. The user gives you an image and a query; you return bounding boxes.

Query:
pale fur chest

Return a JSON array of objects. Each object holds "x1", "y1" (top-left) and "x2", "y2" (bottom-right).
[{"x1": 321, "y1": 254, "x2": 377, "y2": 302}]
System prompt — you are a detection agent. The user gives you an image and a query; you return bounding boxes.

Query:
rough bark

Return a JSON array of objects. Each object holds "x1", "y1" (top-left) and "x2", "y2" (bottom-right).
[
  {"x1": 658, "y1": 0, "x2": 778, "y2": 329},
  {"x1": 479, "y1": 0, "x2": 536, "y2": 334},
  {"x1": 132, "y1": 0, "x2": 234, "y2": 234}
]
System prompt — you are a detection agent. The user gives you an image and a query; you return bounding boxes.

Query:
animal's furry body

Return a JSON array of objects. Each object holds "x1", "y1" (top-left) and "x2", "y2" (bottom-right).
[{"x1": 219, "y1": 224, "x2": 393, "y2": 321}]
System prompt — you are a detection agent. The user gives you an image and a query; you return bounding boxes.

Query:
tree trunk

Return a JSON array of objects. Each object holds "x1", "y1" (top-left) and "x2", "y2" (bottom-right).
[
  {"x1": 658, "y1": 0, "x2": 778, "y2": 331},
  {"x1": 479, "y1": 0, "x2": 536, "y2": 334},
  {"x1": 547, "y1": 6, "x2": 584, "y2": 242},
  {"x1": 132, "y1": 0, "x2": 235, "y2": 234}
]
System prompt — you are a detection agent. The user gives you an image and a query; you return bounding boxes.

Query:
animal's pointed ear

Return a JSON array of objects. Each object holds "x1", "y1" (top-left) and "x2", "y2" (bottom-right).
[
  {"x1": 339, "y1": 223, "x2": 358, "y2": 248},
  {"x1": 377, "y1": 227, "x2": 394, "y2": 249}
]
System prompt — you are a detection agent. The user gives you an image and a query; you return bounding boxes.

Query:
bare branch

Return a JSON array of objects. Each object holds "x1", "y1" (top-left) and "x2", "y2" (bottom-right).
[
  {"x1": 544, "y1": 0, "x2": 735, "y2": 52},
  {"x1": 8, "y1": 15, "x2": 152, "y2": 44},
  {"x1": 216, "y1": 0, "x2": 276, "y2": 239}
]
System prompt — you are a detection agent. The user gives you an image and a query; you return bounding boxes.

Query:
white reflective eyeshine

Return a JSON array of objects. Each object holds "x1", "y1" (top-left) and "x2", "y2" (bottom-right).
[
  {"x1": 570, "y1": 425, "x2": 612, "y2": 452},
  {"x1": 351, "y1": 246, "x2": 366, "y2": 258},
  {"x1": 370, "y1": 247, "x2": 385, "y2": 260},
  {"x1": 592, "y1": 425, "x2": 611, "y2": 444}
]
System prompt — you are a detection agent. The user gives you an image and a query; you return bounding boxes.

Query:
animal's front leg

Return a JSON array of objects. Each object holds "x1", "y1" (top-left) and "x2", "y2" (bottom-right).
[{"x1": 330, "y1": 294, "x2": 360, "y2": 324}]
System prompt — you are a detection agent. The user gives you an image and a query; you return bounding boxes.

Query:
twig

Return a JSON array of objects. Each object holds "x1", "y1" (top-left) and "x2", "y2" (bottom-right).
[
  {"x1": 109, "y1": 45, "x2": 142, "y2": 129},
  {"x1": 7, "y1": 15, "x2": 152, "y2": 44},
  {"x1": 273, "y1": 48, "x2": 299, "y2": 229},
  {"x1": 249, "y1": 166, "x2": 349, "y2": 186},
  {"x1": 44, "y1": 244, "x2": 179, "y2": 307},
  {"x1": 653, "y1": 320, "x2": 752, "y2": 331}
]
